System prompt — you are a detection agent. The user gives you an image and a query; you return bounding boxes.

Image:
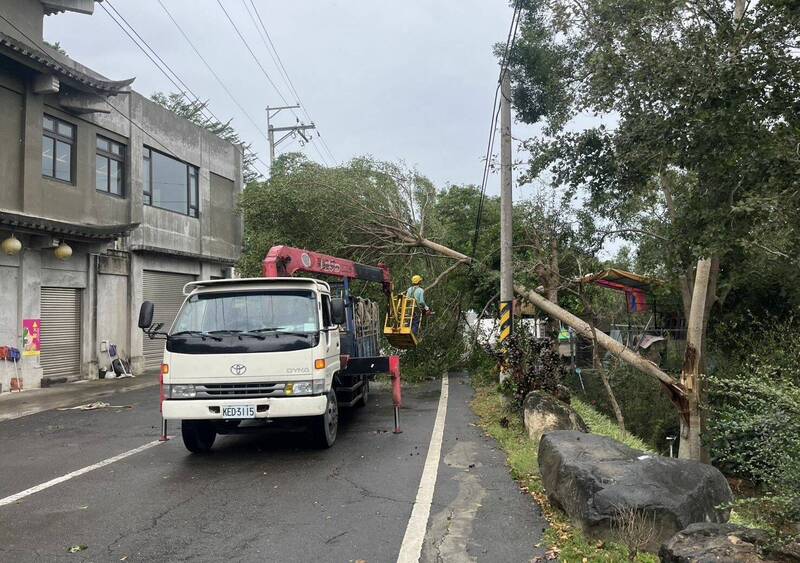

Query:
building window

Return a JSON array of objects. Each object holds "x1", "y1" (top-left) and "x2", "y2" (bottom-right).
[
  {"x1": 96, "y1": 136, "x2": 125, "y2": 196},
  {"x1": 42, "y1": 114, "x2": 74, "y2": 183},
  {"x1": 142, "y1": 147, "x2": 199, "y2": 217}
]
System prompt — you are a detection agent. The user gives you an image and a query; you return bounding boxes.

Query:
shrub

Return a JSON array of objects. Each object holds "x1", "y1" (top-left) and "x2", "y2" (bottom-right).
[
  {"x1": 707, "y1": 315, "x2": 800, "y2": 533},
  {"x1": 486, "y1": 330, "x2": 562, "y2": 408}
]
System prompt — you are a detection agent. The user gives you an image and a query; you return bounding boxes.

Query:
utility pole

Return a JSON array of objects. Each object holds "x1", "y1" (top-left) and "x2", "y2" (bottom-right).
[
  {"x1": 498, "y1": 68, "x2": 513, "y2": 382},
  {"x1": 266, "y1": 104, "x2": 316, "y2": 174}
]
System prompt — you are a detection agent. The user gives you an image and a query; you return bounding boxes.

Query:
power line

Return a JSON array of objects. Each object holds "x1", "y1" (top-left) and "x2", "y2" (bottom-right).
[
  {"x1": 104, "y1": 0, "x2": 268, "y2": 178},
  {"x1": 218, "y1": 0, "x2": 331, "y2": 166},
  {"x1": 0, "y1": 11, "x2": 181, "y2": 159},
  {"x1": 245, "y1": 0, "x2": 338, "y2": 164},
  {"x1": 214, "y1": 0, "x2": 290, "y2": 105},
  {"x1": 470, "y1": 0, "x2": 523, "y2": 259},
  {"x1": 100, "y1": 2, "x2": 211, "y2": 122},
  {"x1": 156, "y1": 0, "x2": 266, "y2": 138}
]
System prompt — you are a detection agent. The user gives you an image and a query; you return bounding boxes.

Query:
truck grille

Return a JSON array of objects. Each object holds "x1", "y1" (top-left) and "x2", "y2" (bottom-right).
[{"x1": 194, "y1": 382, "x2": 287, "y2": 399}]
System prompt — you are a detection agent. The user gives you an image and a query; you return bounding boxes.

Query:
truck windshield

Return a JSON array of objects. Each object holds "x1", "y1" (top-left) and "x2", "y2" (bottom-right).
[{"x1": 171, "y1": 290, "x2": 319, "y2": 336}]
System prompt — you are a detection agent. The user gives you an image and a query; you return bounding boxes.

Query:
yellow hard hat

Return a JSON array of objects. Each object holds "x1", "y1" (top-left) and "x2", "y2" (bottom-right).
[{"x1": 411, "y1": 274, "x2": 423, "y2": 285}]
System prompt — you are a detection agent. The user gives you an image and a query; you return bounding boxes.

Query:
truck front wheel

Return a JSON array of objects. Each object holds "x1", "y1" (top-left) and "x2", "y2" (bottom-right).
[
  {"x1": 182, "y1": 420, "x2": 216, "y2": 453},
  {"x1": 311, "y1": 391, "x2": 338, "y2": 448}
]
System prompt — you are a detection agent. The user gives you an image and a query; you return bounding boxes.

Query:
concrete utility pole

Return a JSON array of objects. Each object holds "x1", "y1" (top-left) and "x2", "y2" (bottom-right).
[
  {"x1": 266, "y1": 104, "x2": 316, "y2": 173},
  {"x1": 498, "y1": 68, "x2": 513, "y2": 382}
]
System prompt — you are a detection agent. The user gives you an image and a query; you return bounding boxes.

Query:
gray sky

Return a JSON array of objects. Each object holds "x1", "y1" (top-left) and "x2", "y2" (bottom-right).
[{"x1": 45, "y1": 0, "x2": 531, "y2": 195}]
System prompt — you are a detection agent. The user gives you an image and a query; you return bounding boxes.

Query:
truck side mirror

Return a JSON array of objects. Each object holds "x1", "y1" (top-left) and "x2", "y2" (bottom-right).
[
  {"x1": 138, "y1": 301, "x2": 154, "y2": 329},
  {"x1": 330, "y1": 298, "x2": 346, "y2": 325}
]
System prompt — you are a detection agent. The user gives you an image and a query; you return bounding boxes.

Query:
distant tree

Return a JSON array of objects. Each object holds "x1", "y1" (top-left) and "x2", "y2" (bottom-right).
[
  {"x1": 238, "y1": 154, "x2": 474, "y2": 378},
  {"x1": 150, "y1": 92, "x2": 261, "y2": 184},
  {"x1": 43, "y1": 40, "x2": 66, "y2": 55}
]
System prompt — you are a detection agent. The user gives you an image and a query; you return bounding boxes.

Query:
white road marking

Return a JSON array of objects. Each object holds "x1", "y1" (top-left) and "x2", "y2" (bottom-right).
[
  {"x1": 0, "y1": 440, "x2": 163, "y2": 508},
  {"x1": 397, "y1": 375, "x2": 449, "y2": 563}
]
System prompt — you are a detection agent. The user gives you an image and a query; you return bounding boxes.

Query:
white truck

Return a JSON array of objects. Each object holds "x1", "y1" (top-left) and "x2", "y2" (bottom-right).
[{"x1": 138, "y1": 246, "x2": 407, "y2": 453}]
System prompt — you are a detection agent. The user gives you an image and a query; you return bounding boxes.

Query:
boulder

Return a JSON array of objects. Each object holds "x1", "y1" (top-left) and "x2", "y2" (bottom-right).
[
  {"x1": 522, "y1": 390, "x2": 588, "y2": 443},
  {"x1": 660, "y1": 522, "x2": 799, "y2": 562},
  {"x1": 538, "y1": 431, "x2": 733, "y2": 551}
]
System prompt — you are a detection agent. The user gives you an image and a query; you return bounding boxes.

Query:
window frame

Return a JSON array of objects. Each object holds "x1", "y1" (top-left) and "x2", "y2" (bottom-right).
[
  {"x1": 42, "y1": 114, "x2": 75, "y2": 184},
  {"x1": 142, "y1": 146, "x2": 199, "y2": 217},
  {"x1": 95, "y1": 135, "x2": 126, "y2": 197}
]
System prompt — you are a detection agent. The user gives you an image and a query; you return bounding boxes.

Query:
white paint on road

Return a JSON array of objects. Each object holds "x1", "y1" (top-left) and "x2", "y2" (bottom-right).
[
  {"x1": 397, "y1": 375, "x2": 449, "y2": 563},
  {"x1": 0, "y1": 440, "x2": 163, "y2": 508}
]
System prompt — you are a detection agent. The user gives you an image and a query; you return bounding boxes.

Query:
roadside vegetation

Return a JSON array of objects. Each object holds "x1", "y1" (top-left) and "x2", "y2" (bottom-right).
[{"x1": 471, "y1": 376, "x2": 657, "y2": 562}]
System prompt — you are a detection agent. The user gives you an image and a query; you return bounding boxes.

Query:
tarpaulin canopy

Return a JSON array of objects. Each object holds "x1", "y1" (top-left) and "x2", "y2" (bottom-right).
[{"x1": 578, "y1": 269, "x2": 661, "y2": 313}]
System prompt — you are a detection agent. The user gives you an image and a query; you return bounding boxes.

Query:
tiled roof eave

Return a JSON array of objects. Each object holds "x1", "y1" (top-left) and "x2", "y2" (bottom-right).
[
  {"x1": 0, "y1": 33, "x2": 134, "y2": 94},
  {"x1": 0, "y1": 209, "x2": 139, "y2": 241}
]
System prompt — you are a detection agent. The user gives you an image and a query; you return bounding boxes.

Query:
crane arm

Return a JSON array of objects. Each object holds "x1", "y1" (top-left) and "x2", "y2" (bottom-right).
[{"x1": 262, "y1": 245, "x2": 393, "y2": 292}]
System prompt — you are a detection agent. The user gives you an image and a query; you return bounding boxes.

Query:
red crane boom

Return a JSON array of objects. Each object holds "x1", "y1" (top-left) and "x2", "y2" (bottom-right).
[{"x1": 262, "y1": 245, "x2": 393, "y2": 293}]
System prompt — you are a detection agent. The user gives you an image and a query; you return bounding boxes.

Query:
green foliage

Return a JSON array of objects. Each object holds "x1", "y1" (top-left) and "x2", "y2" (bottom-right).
[
  {"x1": 486, "y1": 331, "x2": 562, "y2": 408},
  {"x1": 150, "y1": 91, "x2": 260, "y2": 183},
  {"x1": 572, "y1": 398, "x2": 654, "y2": 453},
  {"x1": 508, "y1": 0, "x2": 800, "y2": 327},
  {"x1": 43, "y1": 40, "x2": 66, "y2": 55},
  {"x1": 565, "y1": 365, "x2": 678, "y2": 453},
  {"x1": 238, "y1": 154, "x2": 477, "y2": 379},
  {"x1": 728, "y1": 495, "x2": 800, "y2": 539},
  {"x1": 707, "y1": 316, "x2": 800, "y2": 530}
]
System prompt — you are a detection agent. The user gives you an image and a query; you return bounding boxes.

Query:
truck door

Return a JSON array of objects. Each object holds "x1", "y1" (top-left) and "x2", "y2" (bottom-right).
[{"x1": 321, "y1": 294, "x2": 340, "y2": 370}]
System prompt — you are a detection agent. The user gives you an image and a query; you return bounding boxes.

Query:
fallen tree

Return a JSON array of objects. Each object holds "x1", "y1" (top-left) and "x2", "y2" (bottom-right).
[
  {"x1": 337, "y1": 172, "x2": 701, "y2": 460},
  {"x1": 373, "y1": 230, "x2": 699, "y2": 459}
]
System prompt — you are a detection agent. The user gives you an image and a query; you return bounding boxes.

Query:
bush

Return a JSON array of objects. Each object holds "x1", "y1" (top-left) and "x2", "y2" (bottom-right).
[
  {"x1": 564, "y1": 365, "x2": 677, "y2": 453},
  {"x1": 707, "y1": 315, "x2": 800, "y2": 533},
  {"x1": 486, "y1": 330, "x2": 562, "y2": 408}
]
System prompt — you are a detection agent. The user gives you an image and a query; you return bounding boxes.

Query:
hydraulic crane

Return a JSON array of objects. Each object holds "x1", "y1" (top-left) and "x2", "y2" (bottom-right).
[{"x1": 262, "y1": 245, "x2": 421, "y2": 431}]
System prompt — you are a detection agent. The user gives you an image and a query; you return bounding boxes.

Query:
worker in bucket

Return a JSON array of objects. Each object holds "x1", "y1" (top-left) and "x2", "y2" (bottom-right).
[{"x1": 406, "y1": 274, "x2": 431, "y2": 334}]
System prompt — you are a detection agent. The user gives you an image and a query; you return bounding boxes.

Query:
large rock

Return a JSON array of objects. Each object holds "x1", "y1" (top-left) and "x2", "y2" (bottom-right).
[
  {"x1": 522, "y1": 390, "x2": 588, "y2": 443},
  {"x1": 660, "y1": 522, "x2": 800, "y2": 562},
  {"x1": 538, "y1": 431, "x2": 733, "y2": 551}
]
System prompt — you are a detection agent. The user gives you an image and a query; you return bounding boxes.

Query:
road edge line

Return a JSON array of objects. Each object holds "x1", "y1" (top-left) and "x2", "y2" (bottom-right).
[
  {"x1": 0, "y1": 440, "x2": 163, "y2": 508},
  {"x1": 396, "y1": 375, "x2": 449, "y2": 563}
]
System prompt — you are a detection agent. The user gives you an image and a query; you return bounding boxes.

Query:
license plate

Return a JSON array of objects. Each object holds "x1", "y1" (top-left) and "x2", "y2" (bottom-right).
[{"x1": 221, "y1": 405, "x2": 256, "y2": 419}]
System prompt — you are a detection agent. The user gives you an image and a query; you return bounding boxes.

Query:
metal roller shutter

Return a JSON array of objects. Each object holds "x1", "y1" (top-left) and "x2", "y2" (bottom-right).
[
  {"x1": 40, "y1": 287, "x2": 82, "y2": 378},
  {"x1": 142, "y1": 271, "x2": 195, "y2": 369}
]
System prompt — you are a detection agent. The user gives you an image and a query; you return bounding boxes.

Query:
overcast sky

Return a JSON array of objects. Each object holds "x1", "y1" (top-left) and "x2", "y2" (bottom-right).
[{"x1": 44, "y1": 0, "x2": 538, "y2": 196}]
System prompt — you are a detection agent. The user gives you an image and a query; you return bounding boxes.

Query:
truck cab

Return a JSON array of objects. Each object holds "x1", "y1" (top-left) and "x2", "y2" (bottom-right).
[{"x1": 140, "y1": 277, "x2": 346, "y2": 452}]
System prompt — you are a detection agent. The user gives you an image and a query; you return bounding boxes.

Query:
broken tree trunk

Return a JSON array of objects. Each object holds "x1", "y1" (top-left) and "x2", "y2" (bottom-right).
[
  {"x1": 409, "y1": 236, "x2": 686, "y2": 402},
  {"x1": 678, "y1": 258, "x2": 713, "y2": 462}
]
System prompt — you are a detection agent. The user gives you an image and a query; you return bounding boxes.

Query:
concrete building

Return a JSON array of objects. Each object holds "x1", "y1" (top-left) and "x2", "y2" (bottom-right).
[{"x1": 0, "y1": 0, "x2": 243, "y2": 392}]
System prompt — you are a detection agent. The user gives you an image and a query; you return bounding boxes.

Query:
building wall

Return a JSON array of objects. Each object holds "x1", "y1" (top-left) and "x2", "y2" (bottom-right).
[
  {"x1": 0, "y1": 62, "x2": 243, "y2": 264},
  {"x1": 96, "y1": 255, "x2": 129, "y2": 371},
  {"x1": 0, "y1": 62, "x2": 24, "y2": 211},
  {"x1": 0, "y1": 0, "x2": 45, "y2": 44},
  {"x1": 0, "y1": 34, "x2": 243, "y2": 390}
]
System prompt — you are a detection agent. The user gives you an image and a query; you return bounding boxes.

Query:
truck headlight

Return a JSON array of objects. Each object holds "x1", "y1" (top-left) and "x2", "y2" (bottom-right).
[
  {"x1": 312, "y1": 378, "x2": 325, "y2": 394},
  {"x1": 170, "y1": 384, "x2": 196, "y2": 399},
  {"x1": 287, "y1": 381, "x2": 313, "y2": 396}
]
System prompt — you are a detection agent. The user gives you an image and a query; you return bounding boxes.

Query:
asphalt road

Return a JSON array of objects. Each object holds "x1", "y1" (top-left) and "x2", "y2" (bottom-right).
[{"x1": 0, "y1": 374, "x2": 545, "y2": 562}]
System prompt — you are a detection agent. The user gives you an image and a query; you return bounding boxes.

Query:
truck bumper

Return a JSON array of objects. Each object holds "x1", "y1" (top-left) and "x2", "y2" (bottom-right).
[{"x1": 161, "y1": 395, "x2": 327, "y2": 420}]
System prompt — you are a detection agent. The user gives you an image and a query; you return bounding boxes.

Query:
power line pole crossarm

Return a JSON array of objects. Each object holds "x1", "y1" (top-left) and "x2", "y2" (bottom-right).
[
  {"x1": 266, "y1": 105, "x2": 316, "y2": 171},
  {"x1": 498, "y1": 68, "x2": 514, "y2": 383}
]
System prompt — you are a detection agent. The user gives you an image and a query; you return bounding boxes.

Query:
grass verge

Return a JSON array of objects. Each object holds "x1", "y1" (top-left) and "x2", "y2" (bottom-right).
[{"x1": 471, "y1": 384, "x2": 659, "y2": 562}]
